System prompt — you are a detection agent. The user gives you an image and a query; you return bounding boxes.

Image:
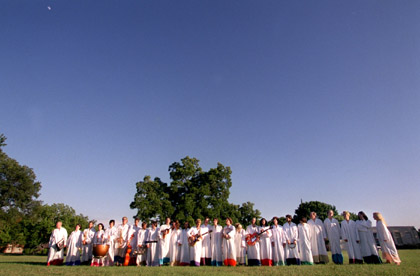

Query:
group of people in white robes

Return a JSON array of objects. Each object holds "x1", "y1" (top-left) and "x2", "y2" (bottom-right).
[{"x1": 46, "y1": 211, "x2": 401, "y2": 267}]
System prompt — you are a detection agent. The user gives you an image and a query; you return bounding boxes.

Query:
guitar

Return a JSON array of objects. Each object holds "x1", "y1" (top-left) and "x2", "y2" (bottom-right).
[
  {"x1": 123, "y1": 233, "x2": 135, "y2": 266},
  {"x1": 188, "y1": 230, "x2": 212, "y2": 246},
  {"x1": 245, "y1": 226, "x2": 273, "y2": 246}
]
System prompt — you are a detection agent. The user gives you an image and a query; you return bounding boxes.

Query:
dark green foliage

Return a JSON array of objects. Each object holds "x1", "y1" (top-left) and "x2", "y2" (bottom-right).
[
  {"x1": 0, "y1": 134, "x2": 91, "y2": 249},
  {"x1": 130, "y1": 156, "x2": 261, "y2": 226}
]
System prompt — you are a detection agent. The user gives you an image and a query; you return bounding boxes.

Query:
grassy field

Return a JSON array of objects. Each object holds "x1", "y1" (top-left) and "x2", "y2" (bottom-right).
[{"x1": 1, "y1": 250, "x2": 419, "y2": 276}]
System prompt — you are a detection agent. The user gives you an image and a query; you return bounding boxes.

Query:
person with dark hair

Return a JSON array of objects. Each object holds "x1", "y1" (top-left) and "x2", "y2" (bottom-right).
[
  {"x1": 222, "y1": 218, "x2": 236, "y2": 266},
  {"x1": 373, "y1": 212, "x2": 400, "y2": 265},
  {"x1": 283, "y1": 215, "x2": 300, "y2": 265},
  {"x1": 147, "y1": 221, "x2": 160, "y2": 266},
  {"x1": 178, "y1": 221, "x2": 191, "y2": 266},
  {"x1": 308, "y1": 212, "x2": 329, "y2": 264},
  {"x1": 324, "y1": 210, "x2": 343, "y2": 264},
  {"x1": 47, "y1": 221, "x2": 68, "y2": 266},
  {"x1": 259, "y1": 218, "x2": 272, "y2": 266},
  {"x1": 271, "y1": 217, "x2": 286, "y2": 266},
  {"x1": 356, "y1": 211, "x2": 381, "y2": 264},
  {"x1": 104, "y1": 219, "x2": 117, "y2": 266},
  {"x1": 169, "y1": 220, "x2": 181, "y2": 266},
  {"x1": 246, "y1": 217, "x2": 261, "y2": 266},
  {"x1": 200, "y1": 217, "x2": 212, "y2": 265},
  {"x1": 210, "y1": 218, "x2": 223, "y2": 266},
  {"x1": 136, "y1": 221, "x2": 149, "y2": 266},
  {"x1": 91, "y1": 223, "x2": 105, "y2": 266},
  {"x1": 298, "y1": 217, "x2": 313, "y2": 265},
  {"x1": 81, "y1": 221, "x2": 95, "y2": 265},
  {"x1": 341, "y1": 211, "x2": 363, "y2": 264},
  {"x1": 66, "y1": 224, "x2": 83, "y2": 266}
]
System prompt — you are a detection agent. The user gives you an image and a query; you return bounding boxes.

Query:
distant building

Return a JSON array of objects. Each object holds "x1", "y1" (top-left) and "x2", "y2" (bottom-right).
[{"x1": 372, "y1": 226, "x2": 420, "y2": 249}]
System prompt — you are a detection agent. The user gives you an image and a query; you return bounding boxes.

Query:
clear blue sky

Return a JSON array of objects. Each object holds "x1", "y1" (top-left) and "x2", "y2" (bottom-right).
[{"x1": 1, "y1": 1, "x2": 419, "y2": 228}]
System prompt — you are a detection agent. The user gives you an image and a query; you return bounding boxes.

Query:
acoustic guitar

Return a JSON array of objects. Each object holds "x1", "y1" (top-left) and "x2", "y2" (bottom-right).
[
  {"x1": 188, "y1": 230, "x2": 212, "y2": 246},
  {"x1": 245, "y1": 226, "x2": 273, "y2": 246}
]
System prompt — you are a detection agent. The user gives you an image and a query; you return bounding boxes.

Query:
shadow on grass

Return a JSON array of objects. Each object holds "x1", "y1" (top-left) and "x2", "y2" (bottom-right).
[{"x1": 0, "y1": 261, "x2": 46, "y2": 266}]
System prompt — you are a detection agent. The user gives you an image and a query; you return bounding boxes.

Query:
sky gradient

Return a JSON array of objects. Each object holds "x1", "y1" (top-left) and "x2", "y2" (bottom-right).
[{"x1": 1, "y1": 1, "x2": 419, "y2": 228}]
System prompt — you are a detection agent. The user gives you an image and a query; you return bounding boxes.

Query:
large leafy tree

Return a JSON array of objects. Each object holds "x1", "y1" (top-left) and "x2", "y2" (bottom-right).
[
  {"x1": 0, "y1": 134, "x2": 91, "y2": 248},
  {"x1": 130, "y1": 156, "x2": 261, "y2": 225},
  {"x1": 0, "y1": 134, "x2": 41, "y2": 213}
]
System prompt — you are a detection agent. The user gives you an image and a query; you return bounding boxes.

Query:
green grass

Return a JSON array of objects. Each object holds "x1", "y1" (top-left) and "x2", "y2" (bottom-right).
[{"x1": 1, "y1": 250, "x2": 419, "y2": 276}]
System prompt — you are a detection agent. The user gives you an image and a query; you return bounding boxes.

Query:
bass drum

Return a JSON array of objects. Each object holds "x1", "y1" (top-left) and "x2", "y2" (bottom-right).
[{"x1": 92, "y1": 244, "x2": 110, "y2": 257}]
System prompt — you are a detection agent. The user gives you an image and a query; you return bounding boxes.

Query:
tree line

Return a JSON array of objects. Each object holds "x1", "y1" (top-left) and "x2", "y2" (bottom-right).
[{"x1": 1, "y1": 134, "x2": 361, "y2": 253}]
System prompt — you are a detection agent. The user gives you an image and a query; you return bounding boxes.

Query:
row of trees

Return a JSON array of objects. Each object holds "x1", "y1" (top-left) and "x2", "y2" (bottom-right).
[
  {"x1": 1, "y1": 133, "x2": 360, "y2": 251},
  {"x1": 0, "y1": 134, "x2": 91, "y2": 251},
  {"x1": 129, "y1": 156, "x2": 359, "y2": 227}
]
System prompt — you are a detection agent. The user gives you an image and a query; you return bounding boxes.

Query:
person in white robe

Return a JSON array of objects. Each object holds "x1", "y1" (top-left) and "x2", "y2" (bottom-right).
[
  {"x1": 283, "y1": 214, "x2": 301, "y2": 265},
  {"x1": 356, "y1": 211, "x2": 381, "y2": 264},
  {"x1": 246, "y1": 217, "x2": 261, "y2": 266},
  {"x1": 210, "y1": 218, "x2": 223, "y2": 266},
  {"x1": 91, "y1": 223, "x2": 106, "y2": 267},
  {"x1": 81, "y1": 221, "x2": 95, "y2": 265},
  {"x1": 128, "y1": 218, "x2": 140, "y2": 265},
  {"x1": 187, "y1": 219, "x2": 203, "y2": 266},
  {"x1": 308, "y1": 212, "x2": 329, "y2": 264},
  {"x1": 298, "y1": 217, "x2": 313, "y2": 265},
  {"x1": 169, "y1": 220, "x2": 181, "y2": 266},
  {"x1": 178, "y1": 221, "x2": 191, "y2": 266},
  {"x1": 136, "y1": 221, "x2": 149, "y2": 266},
  {"x1": 234, "y1": 223, "x2": 246, "y2": 265},
  {"x1": 271, "y1": 217, "x2": 286, "y2": 266},
  {"x1": 373, "y1": 212, "x2": 401, "y2": 265},
  {"x1": 47, "y1": 221, "x2": 68, "y2": 266},
  {"x1": 200, "y1": 217, "x2": 212, "y2": 265},
  {"x1": 103, "y1": 219, "x2": 117, "y2": 266},
  {"x1": 114, "y1": 216, "x2": 130, "y2": 266},
  {"x1": 158, "y1": 217, "x2": 171, "y2": 265},
  {"x1": 324, "y1": 210, "x2": 343, "y2": 264},
  {"x1": 222, "y1": 218, "x2": 236, "y2": 266},
  {"x1": 341, "y1": 211, "x2": 363, "y2": 264},
  {"x1": 259, "y1": 218, "x2": 272, "y2": 266},
  {"x1": 65, "y1": 224, "x2": 83, "y2": 266},
  {"x1": 146, "y1": 221, "x2": 160, "y2": 266}
]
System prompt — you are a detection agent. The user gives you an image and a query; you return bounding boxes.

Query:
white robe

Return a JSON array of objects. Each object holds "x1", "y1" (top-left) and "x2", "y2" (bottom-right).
[
  {"x1": 47, "y1": 227, "x2": 68, "y2": 265},
  {"x1": 308, "y1": 218, "x2": 329, "y2": 263},
  {"x1": 376, "y1": 221, "x2": 401, "y2": 264},
  {"x1": 158, "y1": 224, "x2": 171, "y2": 264},
  {"x1": 341, "y1": 220, "x2": 362, "y2": 261},
  {"x1": 169, "y1": 228, "x2": 181, "y2": 265},
  {"x1": 115, "y1": 223, "x2": 130, "y2": 261},
  {"x1": 234, "y1": 229, "x2": 246, "y2": 265},
  {"x1": 91, "y1": 230, "x2": 105, "y2": 266},
  {"x1": 81, "y1": 228, "x2": 95, "y2": 262},
  {"x1": 356, "y1": 220, "x2": 379, "y2": 258},
  {"x1": 65, "y1": 230, "x2": 82, "y2": 265},
  {"x1": 210, "y1": 225, "x2": 223, "y2": 266},
  {"x1": 178, "y1": 228, "x2": 190, "y2": 266},
  {"x1": 104, "y1": 226, "x2": 117, "y2": 266},
  {"x1": 259, "y1": 226, "x2": 272, "y2": 266},
  {"x1": 271, "y1": 225, "x2": 286, "y2": 266},
  {"x1": 129, "y1": 225, "x2": 140, "y2": 250},
  {"x1": 146, "y1": 227, "x2": 160, "y2": 266},
  {"x1": 298, "y1": 223, "x2": 313, "y2": 264},
  {"x1": 136, "y1": 228, "x2": 149, "y2": 265},
  {"x1": 283, "y1": 222, "x2": 300, "y2": 260},
  {"x1": 324, "y1": 218, "x2": 342, "y2": 255},
  {"x1": 187, "y1": 226, "x2": 202, "y2": 266},
  {"x1": 222, "y1": 225, "x2": 236, "y2": 266},
  {"x1": 200, "y1": 224, "x2": 212, "y2": 262},
  {"x1": 246, "y1": 225, "x2": 261, "y2": 265}
]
